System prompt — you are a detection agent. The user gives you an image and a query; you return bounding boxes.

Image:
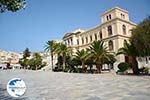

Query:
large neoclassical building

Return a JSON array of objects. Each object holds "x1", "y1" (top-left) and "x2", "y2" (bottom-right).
[{"x1": 63, "y1": 7, "x2": 136, "y2": 70}]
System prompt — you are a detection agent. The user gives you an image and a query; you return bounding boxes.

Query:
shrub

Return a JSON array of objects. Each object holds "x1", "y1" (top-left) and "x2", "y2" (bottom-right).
[
  {"x1": 144, "y1": 67, "x2": 149, "y2": 74},
  {"x1": 53, "y1": 67, "x2": 63, "y2": 72},
  {"x1": 139, "y1": 67, "x2": 149, "y2": 74},
  {"x1": 63, "y1": 67, "x2": 70, "y2": 72},
  {"x1": 117, "y1": 62, "x2": 130, "y2": 73},
  {"x1": 74, "y1": 68, "x2": 82, "y2": 73}
]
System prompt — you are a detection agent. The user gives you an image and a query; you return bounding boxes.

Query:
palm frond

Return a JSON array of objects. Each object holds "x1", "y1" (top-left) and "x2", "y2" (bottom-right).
[{"x1": 117, "y1": 41, "x2": 138, "y2": 56}]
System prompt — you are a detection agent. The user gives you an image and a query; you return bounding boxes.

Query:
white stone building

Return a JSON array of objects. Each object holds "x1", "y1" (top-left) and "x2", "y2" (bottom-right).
[
  {"x1": 0, "y1": 49, "x2": 22, "y2": 64},
  {"x1": 0, "y1": 49, "x2": 23, "y2": 69},
  {"x1": 63, "y1": 7, "x2": 137, "y2": 71}
]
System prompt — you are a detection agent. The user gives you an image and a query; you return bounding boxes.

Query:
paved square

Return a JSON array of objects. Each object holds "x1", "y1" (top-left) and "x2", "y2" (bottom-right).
[{"x1": 0, "y1": 70, "x2": 150, "y2": 100}]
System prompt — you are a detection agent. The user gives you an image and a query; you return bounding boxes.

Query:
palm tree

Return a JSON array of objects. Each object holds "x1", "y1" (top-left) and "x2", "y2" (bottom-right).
[
  {"x1": 44, "y1": 40, "x2": 56, "y2": 70},
  {"x1": 55, "y1": 42, "x2": 71, "y2": 70},
  {"x1": 117, "y1": 41, "x2": 139, "y2": 75},
  {"x1": 89, "y1": 40, "x2": 109, "y2": 73},
  {"x1": 75, "y1": 49, "x2": 89, "y2": 73},
  {"x1": 102, "y1": 53, "x2": 116, "y2": 70}
]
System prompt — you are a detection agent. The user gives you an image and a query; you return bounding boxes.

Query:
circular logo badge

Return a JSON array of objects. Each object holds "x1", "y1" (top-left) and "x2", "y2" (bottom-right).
[{"x1": 7, "y1": 78, "x2": 26, "y2": 97}]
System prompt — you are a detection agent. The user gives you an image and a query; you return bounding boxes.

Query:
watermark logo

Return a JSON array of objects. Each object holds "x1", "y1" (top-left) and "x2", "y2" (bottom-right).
[{"x1": 7, "y1": 78, "x2": 26, "y2": 97}]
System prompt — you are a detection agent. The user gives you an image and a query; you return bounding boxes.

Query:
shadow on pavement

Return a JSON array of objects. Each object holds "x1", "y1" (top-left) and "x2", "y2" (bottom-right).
[{"x1": 0, "y1": 86, "x2": 27, "y2": 100}]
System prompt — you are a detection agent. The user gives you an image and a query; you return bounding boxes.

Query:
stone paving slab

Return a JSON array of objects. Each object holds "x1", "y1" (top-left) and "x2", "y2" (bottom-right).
[{"x1": 0, "y1": 70, "x2": 150, "y2": 100}]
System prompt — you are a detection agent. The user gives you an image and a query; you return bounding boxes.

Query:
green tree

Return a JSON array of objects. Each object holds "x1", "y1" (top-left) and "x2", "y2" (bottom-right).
[
  {"x1": 19, "y1": 58, "x2": 29, "y2": 69},
  {"x1": 117, "y1": 41, "x2": 139, "y2": 75},
  {"x1": 102, "y1": 53, "x2": 116, "y2": 64},
  {"x1": 0, "y1": 0, "x2": 26, "y2": 13},
  {"x1": 28, "y1": 53, "x2": 42, "y2": 70},
  {"x1": 66, "y1": 56, "x2": 81, "y2": 72},
  {"x1": 33, "y1": 53, "x2": 42, "y2": 70},
  {"x1": 27, "y1": 58, "x2": 35, "y2": 69},
  {"x1": 19, "y1": 48, "x2": 30, "y2": 69},
  {"x1": 45, "y1": 40, "x2": 56, "y2": 70},
  {"x1": 89, "y1": 40, "x2": 109, "y2": 73},
  {"x1": 131, "y1": 16, "x2": 150, "y2": 57},
  {"x1": 75, "y1": 49, "x2": 89, "y2": 73},
  {"x1": 23, "y1": 48, "x2": 30, "y2": 59}
]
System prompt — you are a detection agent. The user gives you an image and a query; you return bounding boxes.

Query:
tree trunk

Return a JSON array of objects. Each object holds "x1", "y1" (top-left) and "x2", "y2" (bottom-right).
[
  {"x1": 36, "y1": 65, "x2": 38, "y2": 70},
  {"x1": 129, "y1": 56, "x2": 139, "y2": 75},
  {"x1": 82, "y1": 62, "x2": 85, "y2": 73},
  {"x1": 63, "y1": 55, "x2": 66, "y2": 70},
  {"x1": 57, "y1": 54, "x2": 61, "y2": 69},
  {"x1": 51, "y1": 53, "x2": 53, "y2": 71},
  {"x1": 96, "y1": 62, "x2": 101, "y2": 74},
  {"x1": 89, "y1": 64, "x2": 93, "y2": 74}
]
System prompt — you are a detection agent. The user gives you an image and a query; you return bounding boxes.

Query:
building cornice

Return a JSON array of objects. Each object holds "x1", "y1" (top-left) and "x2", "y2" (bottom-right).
[
  {"x1": 101, "y1": 6, "x2": 128, "y2": 16},
  {"x1": 100, "y1": 17, "x2": 136, "y2": 26},
  {"x1": 78, "y1": 25, "x2": 101, "y2": 36},
  {"x1": 102, "y1": 34, "x2": 130, "y2": 41}
]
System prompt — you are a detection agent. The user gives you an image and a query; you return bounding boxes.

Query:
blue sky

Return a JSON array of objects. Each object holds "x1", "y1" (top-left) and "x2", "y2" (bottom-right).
[{"x1": 0, "y1": 0, "x2": 150, "y2": 52}]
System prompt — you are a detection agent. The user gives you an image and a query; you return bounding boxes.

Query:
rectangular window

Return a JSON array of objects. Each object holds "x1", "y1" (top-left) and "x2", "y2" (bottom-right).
[
  {"x1": 68, "y1": 40, "x2": 70, "y2": 46},
  {"x1": 95, "y1": 34, "x2": 97, "y2": 40},
  {"x1": 86, "y1": 37, "x2": 88, "y2": 43},
  {"x1": 106, "y1": 16, "x2": 109, "y2": 21},
  {"x1": 82, "y1": 38, "x2": 84, "y2": 44},
  {"x1": 90, "y1": 35, "x2": 92, "y2": 42},
  {"x1": 99, "y1": 31, "x2": 102, "y2": 39},
  {"x1": 77, "y1": 39, "x2": 79, "y2": 45},
  {"x1": 71, "y1": 38, "x2": 73, "y2": 45}
]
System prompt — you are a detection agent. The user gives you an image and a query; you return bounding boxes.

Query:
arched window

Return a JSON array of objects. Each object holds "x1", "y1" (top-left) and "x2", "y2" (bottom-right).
[
  {"x1": 109, "y1": 14, "x2": 111, "y2": 19},
  {"x1": 124, "y1": 40, "x2": 127, "y2": 46},
  {"x1": 108, "y1": 40, "x2": 113, "y2": 50},
  {"x1": 121, "y1": 13, "x2": 125, "y2": 18},
  {"x1": 124, "y1": 40, "x2": 127, "y2": 43},
  {"x1": 108, "y1": 25, "x2": 112, "y2": 36},
  {"x1": 122, "y1": 25, "x2": 126, "y2": 34},
  {"x1": 65, "y1": 41, "x2": 67, "y2": 45}
]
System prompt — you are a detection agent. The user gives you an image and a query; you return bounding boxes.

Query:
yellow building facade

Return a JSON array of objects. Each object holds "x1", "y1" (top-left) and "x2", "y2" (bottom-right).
[{"x1": 63, "y1": 7, "x2": 136, "y2": 70}]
